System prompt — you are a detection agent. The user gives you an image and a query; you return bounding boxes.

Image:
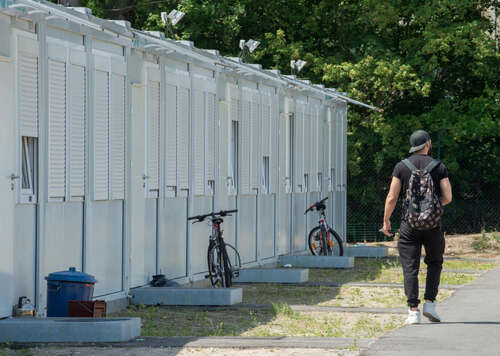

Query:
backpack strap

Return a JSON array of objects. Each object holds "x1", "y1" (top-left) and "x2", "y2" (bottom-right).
[
  {"x1": 402, "y1": 159, "x2": 418, "y2": 173},
  {"x1": 423, "y1": 159, "x2": 440, "y2": 173}
]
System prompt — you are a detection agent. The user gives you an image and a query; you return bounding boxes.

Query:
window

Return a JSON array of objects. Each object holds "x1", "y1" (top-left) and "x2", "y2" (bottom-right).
[
  {"x1": 262, "y1": 156, "x2": 269, "y2": 194},
  {"x1": 21, "y1": 137, "x2": 37, "y2": 203},
  {"x1": 17, "y1": 36, "x2": 39, "y2": 203},
  {"x1": 304, "y1": 173, "x2": 309, "y2": 192},
  {"x1": 317, "y1": 172, "x2": 323, "y2": 192},
  {"x1": 229, "y1": 120, "x2": 239, "y2": 194}
]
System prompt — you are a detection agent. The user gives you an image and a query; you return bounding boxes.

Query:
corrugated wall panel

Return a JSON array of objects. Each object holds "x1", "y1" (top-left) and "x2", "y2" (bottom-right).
[
  {"x1": 19, "y1": 54, "x2": 39, "y2": 138},
  {"x1": 165, "y1": 83, "x2": 177, "y2": 190},
  {"x1": 69, "y1": 64, "x2": 86, "y2": 199},
  {"x1": 147, "y1": 80, "x2": 160, "y2": 192},
  {"x1": 48, "y1": 59, "x2": 66, "y2": 199},
  {"x1": 177, "y1": 87, "x2": 190, "y2": 191},
  {"x1": 110, "y1": 73, "x2": 125, "y2": 200}
]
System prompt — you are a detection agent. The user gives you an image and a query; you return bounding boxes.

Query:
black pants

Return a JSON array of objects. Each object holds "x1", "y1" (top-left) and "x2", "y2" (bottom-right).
[{"x1": 397, "y1": 222, "x2": 445, "y2": 308}]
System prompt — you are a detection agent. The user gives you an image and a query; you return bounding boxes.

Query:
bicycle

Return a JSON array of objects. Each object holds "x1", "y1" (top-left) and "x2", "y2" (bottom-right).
[
  {"x1": 187, "y1": 209, "x2": 241, "y2": 288},
  {"x1": 305, "y1": 197, "x2": 344, "y2": 256}
]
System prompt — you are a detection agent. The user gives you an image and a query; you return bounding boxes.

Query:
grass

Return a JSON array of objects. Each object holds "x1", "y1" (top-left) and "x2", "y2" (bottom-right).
[
  {"x1": 240, "y1": 284, "x2": 453, "y2": 308},
  {"x1": 471, "y1": 232, "x2": 500, "y2": 251},
  {"x1": 113, "y1": 255, "x2": 493, "y2": 341},
  {"x1": 115, "y1": 305, "x2": 404, "y2": 338}
]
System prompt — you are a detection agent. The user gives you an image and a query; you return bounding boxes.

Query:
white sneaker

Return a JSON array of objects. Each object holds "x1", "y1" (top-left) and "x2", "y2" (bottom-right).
[
  {"x1": 404, "y1": 309, "x2": 421, "y2": 325},
  {"x1": 423, "y1": 302, "x2": 441, "y2": 322}
]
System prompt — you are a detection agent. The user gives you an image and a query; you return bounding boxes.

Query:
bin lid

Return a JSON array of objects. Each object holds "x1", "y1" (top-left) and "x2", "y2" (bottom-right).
[{"x1": 45, "y1": 267, "x2": 97, "y2": 284}]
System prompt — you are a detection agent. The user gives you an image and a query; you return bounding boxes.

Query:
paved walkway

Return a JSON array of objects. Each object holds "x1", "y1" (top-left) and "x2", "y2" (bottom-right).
[
  {"x1": 12, "y1": 336, "x2": 372, "y2": 350},
  {"x1": 362, "y1": 266, "x2": 500, "y2": 356}
]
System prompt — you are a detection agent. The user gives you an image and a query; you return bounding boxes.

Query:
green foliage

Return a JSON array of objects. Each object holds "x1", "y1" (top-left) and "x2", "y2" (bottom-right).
[{"x1": 64, "y1": 0, "x2": 498, "y2": 227}]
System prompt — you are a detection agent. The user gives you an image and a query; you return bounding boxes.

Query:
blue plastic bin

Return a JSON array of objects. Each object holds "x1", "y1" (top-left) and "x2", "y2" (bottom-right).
[{"x1": 45, "y1": 267, "x2": 97, "y2": 317}]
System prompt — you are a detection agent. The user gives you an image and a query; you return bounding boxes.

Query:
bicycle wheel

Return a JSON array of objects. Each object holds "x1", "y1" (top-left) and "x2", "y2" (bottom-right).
[
  {"x1": 222, "y1": 243, "x2": 241, "y2": 287},
  {"x1": 327, "y1": 228, "x2": 344, "y2": 256},
  {"x1": 207, "y1": 243, "x2": 227, "y2": 288},
  {"x1": 308, "y1": 226, "x2": 344, "y2": 256}
]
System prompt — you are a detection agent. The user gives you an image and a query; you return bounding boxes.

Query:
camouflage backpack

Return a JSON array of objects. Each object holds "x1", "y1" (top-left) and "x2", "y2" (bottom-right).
[{"x1": 402, "y1": 159, "x2": 444, "y2": 230}]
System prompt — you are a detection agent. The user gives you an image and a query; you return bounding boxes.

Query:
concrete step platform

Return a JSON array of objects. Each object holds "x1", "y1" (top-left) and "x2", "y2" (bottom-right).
[
  {"x1": 0, "y1": 317, "x2": 141, "y2": 343},
  {"x1": 344, "y1": 245, "x2": 388, "y2": 258},
  {"x1": 233, "y1": 268, "x2": 309, "y2": 284},
  {"x1": 279, "y1": 255, "x2": 354, "y2": 269},
  {"x1": 130, "y1": 287, "x2": 242, "y2": 306}
]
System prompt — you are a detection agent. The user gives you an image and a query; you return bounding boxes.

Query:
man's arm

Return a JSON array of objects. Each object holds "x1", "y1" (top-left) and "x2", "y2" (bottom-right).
[
  {"x1": 440, "y1": 178, "x2": 452, "y2": 206},
  {"x1": 381, "y1": 177, "x2": 401, "y2": 237}
]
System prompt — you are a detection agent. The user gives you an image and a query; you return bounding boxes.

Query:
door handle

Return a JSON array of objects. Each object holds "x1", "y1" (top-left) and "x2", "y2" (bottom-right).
[{"x1": 9, "y1": 174, "x2": 20, "y2": 180}]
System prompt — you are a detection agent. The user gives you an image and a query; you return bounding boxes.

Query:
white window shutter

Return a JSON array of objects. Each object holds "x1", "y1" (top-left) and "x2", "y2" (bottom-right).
[
  {"x1": 250, "y1": 92, "x2": 260, "y2": 191},
  {"x1": 177, "y1": 87, "x2": 190, "y2": 191},
  {"x1": 19, "y1": 54, "x2": 39, "y2": 138},
  {"x1": 110, "y1": 73, "x2": 125, "y2": 200},
  {"x1": 192, "y1": 89, "x2": 205, "y2": 195},
  {"x1": 165, "y1": 83, "x2": 177, "y2": 191},
  {"x1": 205, "y1": 92, "x2": 216, "y2": 185},
  {"x1": 48, "y1": 59, "x2": 66, "y2": 200},
  {"x1": 219, "y1": 100, "x2": 229, "y2": 189},
  {"x1": 93, "y1": 70, "x2": 109, "y2": 200},
  {"x1": 147, "y1": 80, "x2": 160, "y2": 193},
  {"x1": 304, "y1": 110, "x2": 311, "y2": 176},
  {"x1": 262, "y1": 103, "x2": 271, "y2": 157},
  {"x1": 69, "y1": 64, "x2": 86, "y2": 199},
  {"x1": 240, "y1": 98, "x2": 251, "y2": 194},
  {"x1": 270, "y1": 95, "x2": 279, "y2": 194},
  {"x1": 310, "y1": 105, "x2": 318, "y2": 191},
  {"x1": 294, "y1": 105, "x2": 304, "y2": 191},
  {"x1": 335, "y1": 106, "x2": 341, "y2": 191}
]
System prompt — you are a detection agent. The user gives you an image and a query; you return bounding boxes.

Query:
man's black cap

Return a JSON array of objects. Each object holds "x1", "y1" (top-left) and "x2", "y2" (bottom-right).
[{"x1": 409, "y1": 130, "x2": 430, "y2": 153}]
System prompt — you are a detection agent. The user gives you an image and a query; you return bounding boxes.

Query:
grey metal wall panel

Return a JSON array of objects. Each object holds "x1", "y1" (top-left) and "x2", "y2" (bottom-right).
[
  {"x1": 188, "y1": 196, "x2": 213, "y2": 275},
  {"x1": 158, "y1": 197, "x2": 187, "y2": 279},
  {"x1": 13, "y1": 206, "x2": 36, "y2": 309},
  {"x1": 43, "y1": 203, "x2": 83, "y2": 275},
  {"x1": 258, "y1": 195, "x2": 275, "y2": 260},
  {"x1": 292, "y1": 193, "x2": 306, "y2": 252},
  {"x1": 237, "y1": 195, "x2": 257, "y2": 264},
  {"x1": 85, "y1": 200, "x2": 123, "y2": 296},
  {"x1": 143, "y1": 199, "x2": 157, "y2": 281},
  {"x1": 277, "y1": 195, "x2": 291, "y2": 255}
]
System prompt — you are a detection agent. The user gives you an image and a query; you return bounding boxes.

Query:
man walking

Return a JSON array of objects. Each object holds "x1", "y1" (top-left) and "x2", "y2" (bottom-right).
[{"x1": 381, "y1": 130, "x2": 452, "y2": 324}]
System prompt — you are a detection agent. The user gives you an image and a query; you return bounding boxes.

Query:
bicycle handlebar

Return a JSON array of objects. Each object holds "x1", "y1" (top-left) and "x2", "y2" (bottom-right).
[
  {"x1": 304, "y1": 197, "x2": 329, "y2": 214},
  {"x1": 187, "y1": 209, "x2": 238, "y2": 222}
]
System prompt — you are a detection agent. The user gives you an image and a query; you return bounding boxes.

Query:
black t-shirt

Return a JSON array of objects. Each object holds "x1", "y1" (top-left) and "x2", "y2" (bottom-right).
[{"x1": 392, "y1": 154, "x2": 449, "y2": 220}]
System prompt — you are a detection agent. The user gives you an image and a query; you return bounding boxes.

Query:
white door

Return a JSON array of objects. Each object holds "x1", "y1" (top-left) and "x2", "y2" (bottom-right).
[
  {"x1": 129, "y1": 84, "x2": 147, "y2": 287},
  {"x1": 0, "y1": 58, "x2": 16, "y2": 317}
]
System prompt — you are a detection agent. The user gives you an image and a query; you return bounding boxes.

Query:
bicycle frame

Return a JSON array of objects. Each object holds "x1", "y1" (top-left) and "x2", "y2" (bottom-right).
[{"x1": 318, "y1": 209, "x2": 334, "y2": 251}]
